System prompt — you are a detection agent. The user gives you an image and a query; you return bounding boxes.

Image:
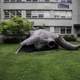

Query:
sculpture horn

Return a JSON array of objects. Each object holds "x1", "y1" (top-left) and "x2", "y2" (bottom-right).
[{"x1": 55, "y1": 36, "x2": 80, "y2": 50}]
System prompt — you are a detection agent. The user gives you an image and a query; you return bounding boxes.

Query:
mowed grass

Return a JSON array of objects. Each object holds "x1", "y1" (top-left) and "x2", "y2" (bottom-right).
[{"x1": 0, "y1": 44, "x2": 80, "y2": 80}]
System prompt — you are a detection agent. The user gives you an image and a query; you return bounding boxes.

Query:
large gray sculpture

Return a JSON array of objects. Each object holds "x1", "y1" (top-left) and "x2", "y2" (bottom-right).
[{"x1": 16, "y1": 29, "x2": 80, "y2": 54}]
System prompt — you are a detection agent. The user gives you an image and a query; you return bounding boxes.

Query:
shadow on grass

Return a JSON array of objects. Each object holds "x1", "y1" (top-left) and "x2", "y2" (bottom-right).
[
  {"x1": 17, "y1": 44, "x2": 80, "y2": 55},
  {"x1": 17, "y1": 45, "x2": 62, "y2": 55}
]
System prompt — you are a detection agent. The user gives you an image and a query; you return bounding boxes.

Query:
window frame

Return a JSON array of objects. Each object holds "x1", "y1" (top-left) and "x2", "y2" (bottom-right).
[{"x1": 4, "y1": 10, "x2": 22, "y2": 19}]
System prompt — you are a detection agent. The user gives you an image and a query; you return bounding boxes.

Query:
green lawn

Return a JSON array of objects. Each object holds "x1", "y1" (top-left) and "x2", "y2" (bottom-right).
[{"x1": 0, "y1": 44, "x2": 80, "y2": 80}]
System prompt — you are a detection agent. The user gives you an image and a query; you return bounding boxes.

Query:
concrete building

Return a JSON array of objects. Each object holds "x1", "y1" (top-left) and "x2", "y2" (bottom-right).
[
  {"x1": 0, "y1": 0, "x2": 77, "y2": 36},
  {"x1": 0, "y1": 0, "x2": 1, "y2": 22},
  {"x1": 72, "y1": 0, "x2": 80, "y2": 37}
]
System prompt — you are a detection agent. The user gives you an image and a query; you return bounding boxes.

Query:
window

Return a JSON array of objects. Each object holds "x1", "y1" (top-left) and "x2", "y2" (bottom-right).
[
  {"x1": 39, "y1": 14, "x2": 44, "y2": 18},
  {"x1": 66, "y1": 27, "x2": 71, "y2": 34},
  {"x1": 66, "y1": 11, "x2": 72, "y2": 18},
  {"x1": 25, "y1": 10, "x2": 71, "y2": 19},
  {"x1": 4, "y1": 10, "x2": 22, "y2": 19},
  {"x1": 33, "y1": 0, "x2": 38, "y2": 2},
  {"x1": 11, "y1": 0, "x2": 16, "y2": 2},
  {"x1": 61, "y1": 27, "x2": 65, "y2": 34},
  {"x1": 32, "y1": 11, "x2": 38, "y2": 18},
  {"x1": 67, "y1": 0, "x2": 72, "y2": 3},
  {"x1": 54, "y1": 27, "x2": 60, "y2": 33},
  {"x1": 4, "y1": 0, "x2": 22, "y2": 3},
  {"x1": 4, "y1": 10, "x2": 10, "y2": 19},
  {"x1": 22, "y1": 0, "x2": 26, "y2": 2},
  {"x1": 17, "y1": 0, "x2": 22, "y2": 2},
  {"x1": 32, "y1": 16, "x2": 37, "y2": 18},
  {"x1": 54, "y1": 15, "x2": 60, "y2": 18},
  {"x1": 0, "y1": 8, "x2": 1, "y2": 20},
  {"x1": 58, "y1": 3, "x2": 69, "y2": 9},
  {"x1": 26, "y1": 11, "x2": 31, "y2": 18},
  {"x1": 4, "y1": 0, "x2": 9, "y2": 2},
  {"x1": 26, "y1": 11, "x2": 49, "y2": 19},
  {"x1": 54, "y1": 11, "x2": 61, "y2": 18},
  {"x1": 61, "y1": 0, "x2": 66, "y2": 3},
  {"x1": 16, "y1": 10, "x2": 22, "y2": 16},
  {"x1": 26, "y1": 0, "x2": 31, "y2": 2},
  {"x1": 45, "y1": 0, "x2": 49, "y2": 2},
  {"x1": 61, "y1": 16, "x2": 66, "y2": 18},
  {"x1": 10, "y1": 10, "x2": 16, "y2": 17},
  {"x1": 60, "y1": 26, "x2": 72, "y2": 34},
  {"x1": 54, "y1": 11, "x2": 72, "y2": 19}
]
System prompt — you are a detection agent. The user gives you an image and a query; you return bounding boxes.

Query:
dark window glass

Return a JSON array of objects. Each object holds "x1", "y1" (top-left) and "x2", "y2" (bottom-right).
[
  {"x1": 61, "y1": 0, "x2": 66, "y2": 3},
  {"x1": 4, "y1": 0, "x2": 9, "y2": 2},
  {"x1": 26, "y1": 0, "x2": 31, "y2": 2},
  {"x1": 16, "y1": 10, "x2": 22, "y2": 16},
  {"x1": 67, "y1": 0, "x2": 72, "y2": 3},
  {"x1": 33, "y1": 0, "x2": 38, "y2": 2},
  {"x1": 61, "y1": 16, "x2": 66, "y2": 18},
  {"x1": 17, "y1": 0, "x2": 22, "y2": 2},
  {"x1": 54, "y1": 15, "x2": 60, "y2": 18},
  {"x1": 66, "y1": 27, "x2": 71, "y2": 34},
  {"x1": 58, "y1": 3, "x2": 69, "y2": 8},
  {"x1": 11, "y1": 0, "x2": 16, "y2": 2},
  {"x1": 61, "y1": 27, "x2": 65, "y2": 34},
  {"x1": 26, "y1": 11, "x2": 31, "y2": 18},
  {"x1": 39, "y1": 14, "x2": 44, "y2": 18},
  {"x1": 4, "y1": 10, "x2": 22, "y2": 19},
  {"x1": 10, "y1": 10, "x2": 16, "y2": 17},
  {"x1": 45, "y1": 0, "x2": 49, "y2": 2},
  {"x1": 32, "y1": 16, "x2": 37, "y2": 18},
  {"x1": 4, "y1": 10, "x2": 10, "y2": 19}
]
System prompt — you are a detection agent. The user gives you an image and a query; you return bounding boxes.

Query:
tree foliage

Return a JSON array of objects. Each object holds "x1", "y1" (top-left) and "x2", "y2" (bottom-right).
[{"x1": 0, "y1": 16, "x2": 32, "y2": 36}]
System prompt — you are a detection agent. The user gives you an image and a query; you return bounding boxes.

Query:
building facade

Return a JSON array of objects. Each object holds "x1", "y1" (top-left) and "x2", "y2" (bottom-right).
[
  {"x1": 0, "y1": 0, "x2": 2, "y2": 22},
  {"x1": 0, "y1": 0, "x2": 74, "y2": 35},
  {"x1": 72, "y1": 0, "x2": 80, "y2": 37}
]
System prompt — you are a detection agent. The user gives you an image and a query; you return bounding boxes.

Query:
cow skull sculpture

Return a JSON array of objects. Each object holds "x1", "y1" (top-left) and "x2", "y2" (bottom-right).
[{"x1": 16, "y1": 29, "x2": 80, "y2": 54}]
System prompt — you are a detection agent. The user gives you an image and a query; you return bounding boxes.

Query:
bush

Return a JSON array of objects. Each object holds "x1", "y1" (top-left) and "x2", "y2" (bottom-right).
[
  {"x1": 0, "y1": 16, "x2": 32, "y2": 43},
  {"x1": 63, "y1": 35, "x2": 77, "y2": 41},
  {"x1": 0, "y1": 16, "x2": 32, "y2": 35}
]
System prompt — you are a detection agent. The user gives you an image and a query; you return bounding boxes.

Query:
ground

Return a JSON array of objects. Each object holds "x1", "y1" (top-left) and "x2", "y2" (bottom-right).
[{"x1": 0, "y1": 44, "x2": 80, "y2": 80}]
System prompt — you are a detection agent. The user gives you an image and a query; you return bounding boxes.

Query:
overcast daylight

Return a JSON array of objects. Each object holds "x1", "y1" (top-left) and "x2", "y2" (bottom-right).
[{"x1": 0, "y1": 0, "x2": 80, "y2": 80}]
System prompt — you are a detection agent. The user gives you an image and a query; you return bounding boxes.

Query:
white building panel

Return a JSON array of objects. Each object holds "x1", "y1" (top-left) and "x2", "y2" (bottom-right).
[{"x1": 2, "y1": 3, "x2": 72, "y2": 10}]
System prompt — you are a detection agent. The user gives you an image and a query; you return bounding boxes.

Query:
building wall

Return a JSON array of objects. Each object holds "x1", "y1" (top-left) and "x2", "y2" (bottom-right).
[
  {"x1": 77, "y1": 0, "x2": 80, "y2": 23},
  {"x1": 2, "y1": 3, "x2": 72, "y2": 10},
  {"x1": 0, "y1": 0, "x2": 1, "y2": 22},
  {"x1": 0, "y1": 0, "x2": 4, "y2": 21},
  {"x1": 29, "y1": 19, "x2": 72, "y2": 26},
  {"x1": 72, "y1": 0, "x2": 80, "y2": 37},
  {"x1": 72, "y1": 0, "x2": 78, "y2": 24},
  {"x1": 0, "y1": 0, "x2": 73, "y2": 35}
]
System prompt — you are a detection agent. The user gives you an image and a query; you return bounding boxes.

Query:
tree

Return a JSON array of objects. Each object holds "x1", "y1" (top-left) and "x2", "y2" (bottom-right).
[
  {"x1": 0, "y1": 16, "x2": 32, "y2": 36},
  {"x1": 0, "y1": 16, "x2": 32, "y2": 43}
]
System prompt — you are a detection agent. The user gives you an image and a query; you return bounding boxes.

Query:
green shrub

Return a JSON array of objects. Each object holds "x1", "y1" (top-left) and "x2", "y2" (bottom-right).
[
  {"x1": 0, "y1": 16, "x2": 32, "y2": 36},
  {"x1": 63, "y1": 35, "x2": 77, "y2": 41},
  {"x1": 0, "y1": 16, "x2": 32, "y2": 43}
]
